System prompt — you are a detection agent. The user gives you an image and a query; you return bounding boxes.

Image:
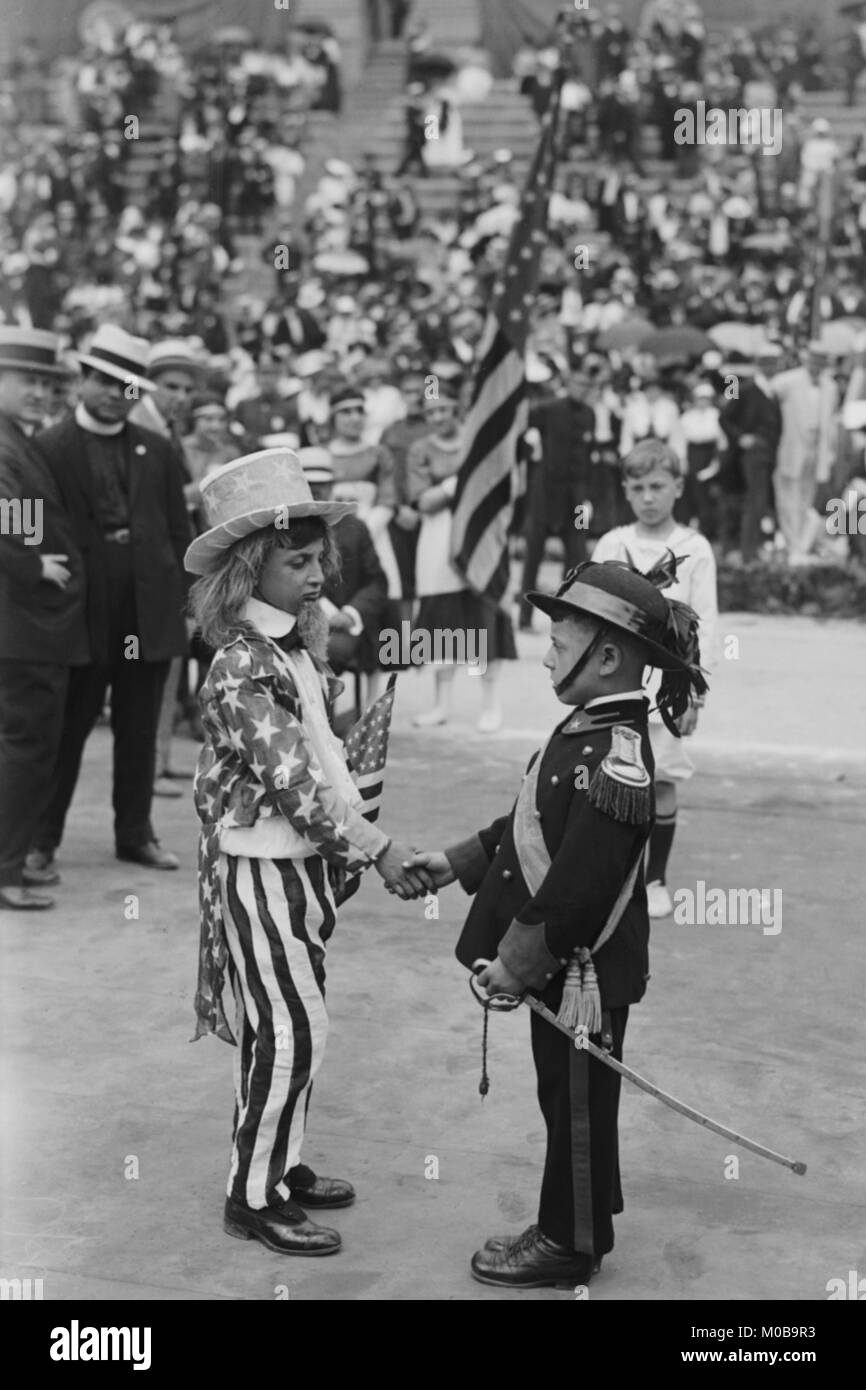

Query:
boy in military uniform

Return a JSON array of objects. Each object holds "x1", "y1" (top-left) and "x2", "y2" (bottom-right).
[{"x1": 410, "y1": 560, "x2": 707, "y2": 1288}]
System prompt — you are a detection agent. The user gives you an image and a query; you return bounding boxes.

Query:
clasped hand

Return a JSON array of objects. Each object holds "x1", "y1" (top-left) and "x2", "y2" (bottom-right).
[{"x1": 374, "y1": 847, "x2": 457, "y2": 900}]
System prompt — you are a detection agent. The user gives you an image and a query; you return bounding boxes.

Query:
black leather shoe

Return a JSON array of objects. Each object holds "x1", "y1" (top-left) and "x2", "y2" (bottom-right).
[
  {"x1": 483, "y1": 1226, "x2": 603, "y2": 1275},
  {"x1": 116, "y1": 841, "x2": 179, "y2": 870},
  {"x1": 471, "y1": 1225, "x2": 596, "y2": 1288},
  {"x1": 23, "y1": 850, "x2": 60, "y2": 886},
  {"x1": 290, "y1": 1171, "x2": 356, "y2": 1209},
  {"x1": 0, "y1": 885, "x2": 55, "y2": 910},
  {"x1": 223, "y1": 1196, "x2": 341, "y2": 1255}
]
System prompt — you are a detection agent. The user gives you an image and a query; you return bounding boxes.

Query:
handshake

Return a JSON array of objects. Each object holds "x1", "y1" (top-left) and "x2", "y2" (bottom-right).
[{"x1": 373, "y1": 843, "x2": 456, "y2": 900}]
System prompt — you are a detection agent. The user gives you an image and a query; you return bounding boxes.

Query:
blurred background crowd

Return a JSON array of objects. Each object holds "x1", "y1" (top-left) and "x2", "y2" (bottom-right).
[
  {"x1": 2, "y1": 2, "x2": 866, "y2": 842},
  {"x1": 3, "y1": 3, "x2": 866, "y2": 583},
  {"x1": 2, "y1": 0, "x2": 866, "y2": 911}
]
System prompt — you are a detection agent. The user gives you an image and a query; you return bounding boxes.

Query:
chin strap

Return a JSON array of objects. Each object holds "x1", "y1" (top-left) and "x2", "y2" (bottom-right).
[{"x1": 553, "y1": 624, "x2": 608, "y2": 699}]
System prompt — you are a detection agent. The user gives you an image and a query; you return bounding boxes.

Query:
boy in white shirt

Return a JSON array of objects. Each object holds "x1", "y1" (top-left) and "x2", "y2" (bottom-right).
[{"x1": 592, "y1": 440, "x2": 717, "y2": 917}]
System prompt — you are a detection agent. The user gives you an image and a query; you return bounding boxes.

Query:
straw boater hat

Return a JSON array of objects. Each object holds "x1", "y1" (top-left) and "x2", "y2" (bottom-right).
[
  {"x1": 146, "y1": 338, "x2": 206, "y2": 378},
  {"x1": 184, "y1": 447, "x2": 355, "y2": 576},
  {"x1": 329, "y1": 384, "x2": 366, "y2": 414},
  {"x1": 0, "y1": 326, "x2": 67, "y2": 375},
  {"x1": 78, "y1": 324, "x2": 156, "y2": 392}
]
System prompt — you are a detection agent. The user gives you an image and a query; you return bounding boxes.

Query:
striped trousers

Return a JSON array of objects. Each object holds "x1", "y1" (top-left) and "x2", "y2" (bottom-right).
[{"x1": 218, "y1": 853, "x2": 336, "y2": 1210}]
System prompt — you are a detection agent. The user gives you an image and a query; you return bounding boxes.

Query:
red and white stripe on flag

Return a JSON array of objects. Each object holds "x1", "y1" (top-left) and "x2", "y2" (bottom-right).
[
  {"x1": 450, "y1": 80, "x2": 562, "y2": 607},
  {"x1": 344, "y1": 674, "x2": 397, "y2": 824}
]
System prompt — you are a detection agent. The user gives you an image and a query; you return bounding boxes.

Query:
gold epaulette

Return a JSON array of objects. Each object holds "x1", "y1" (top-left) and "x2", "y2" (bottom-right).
[{"x1": 587, "y1": 724, "x2": 652, "y2": 824}]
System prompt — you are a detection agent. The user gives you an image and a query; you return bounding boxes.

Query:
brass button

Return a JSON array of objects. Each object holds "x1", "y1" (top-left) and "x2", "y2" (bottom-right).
[
  {"x1": 582, "y1": 745, "x2": 593, "y2": 755},
  {"x1": 551, "y1": 775, "x2": 560, "y2": 786},
  {"x1": 560, "y1": 958, "x2": 568, "y2": 965},
  {"x1": 545, "y1": 972, "x2": 553, "y2": 980},
  {"x1": 502, "y1": 869, "x2": 513, "y2": 881},
  {"x1": 494, "y1": 843, "x2": 500, "y2": 853},
  {"x1": 534, "y1": 810, "x2": 542, "y2": 820}
]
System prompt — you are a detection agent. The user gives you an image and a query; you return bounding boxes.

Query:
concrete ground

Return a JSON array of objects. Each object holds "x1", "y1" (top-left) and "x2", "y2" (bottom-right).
[{"x1": 2, "y1": 599, "x2": 866, "y2": 1302}]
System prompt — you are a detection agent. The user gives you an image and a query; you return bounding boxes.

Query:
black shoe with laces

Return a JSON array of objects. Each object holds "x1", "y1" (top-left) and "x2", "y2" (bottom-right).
[
  {"x1": 471, "y1": 1224, "x2": 596, "y2": 1288},
  {"x1": 223, "y1": 1196, "x2": 341, "y2": 1255}
]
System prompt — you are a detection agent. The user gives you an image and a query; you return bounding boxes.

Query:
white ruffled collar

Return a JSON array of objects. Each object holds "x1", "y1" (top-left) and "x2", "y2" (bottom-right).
[{"x1": 244, "y1": 596, "x2": 297, "y2": 639}]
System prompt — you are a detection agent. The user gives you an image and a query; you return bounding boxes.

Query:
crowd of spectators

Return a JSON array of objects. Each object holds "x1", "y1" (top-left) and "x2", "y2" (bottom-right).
[
  {"x1": 3, "y1": 4, "x2": 866, "y2": 909},
  {"x1": 2, "y1": 7, "x2": 866, "y2": 587},
  {"x1": 0, "y1": 19, "x2": 338, "y2": 342}
]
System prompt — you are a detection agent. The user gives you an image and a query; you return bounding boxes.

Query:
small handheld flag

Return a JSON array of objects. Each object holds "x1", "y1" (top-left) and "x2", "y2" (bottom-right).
[{"x1": 344, "y1": 673, "x2": 397, "y2": 823}]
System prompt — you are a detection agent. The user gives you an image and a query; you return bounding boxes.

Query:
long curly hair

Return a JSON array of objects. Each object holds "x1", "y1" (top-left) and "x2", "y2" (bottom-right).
[{"x1": 189, "y1": 517, "x2": 341, "y2": 657}]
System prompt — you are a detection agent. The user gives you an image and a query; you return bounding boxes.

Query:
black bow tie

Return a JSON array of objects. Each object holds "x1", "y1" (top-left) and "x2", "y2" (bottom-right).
[{"x1": 277, "y1": 626, "x2": 302, "y2": 654}]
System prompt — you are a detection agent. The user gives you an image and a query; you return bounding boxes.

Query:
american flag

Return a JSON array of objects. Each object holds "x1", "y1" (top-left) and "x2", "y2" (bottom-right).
[
  {"x1": 449, "y1": 76, "x2": 563, "y2": 606},
  {"x1": 344, "y1": 673, "x2": 397, "y2": 823}
]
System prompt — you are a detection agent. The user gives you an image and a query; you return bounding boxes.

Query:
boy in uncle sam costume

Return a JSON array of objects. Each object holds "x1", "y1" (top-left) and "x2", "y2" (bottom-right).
[
  {"x1": 410, "y1": 557, "x2": 708, "y2": 1289},
  {"x1": 186, "y1": 448, "x2": 432, "y2": 1259}
]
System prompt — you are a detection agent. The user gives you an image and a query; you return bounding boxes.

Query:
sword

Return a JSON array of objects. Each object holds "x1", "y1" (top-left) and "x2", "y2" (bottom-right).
[{"x1": 470, "y1": 965, "x2": 807, "y2": 1176}]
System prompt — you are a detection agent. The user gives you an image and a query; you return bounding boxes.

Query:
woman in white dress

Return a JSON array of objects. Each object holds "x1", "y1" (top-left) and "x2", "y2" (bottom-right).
[{"x1": 407, "y1": 389, "x2": 516, "y2": 732}]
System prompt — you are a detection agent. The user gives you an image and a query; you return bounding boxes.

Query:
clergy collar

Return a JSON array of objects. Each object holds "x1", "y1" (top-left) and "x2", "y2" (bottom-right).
[
  {"x1": 75, "y1": 402, "x2": 125, "y2": 436},
  {"x1": 244, "y1": 595, "x2": 298, "y2": 639}
]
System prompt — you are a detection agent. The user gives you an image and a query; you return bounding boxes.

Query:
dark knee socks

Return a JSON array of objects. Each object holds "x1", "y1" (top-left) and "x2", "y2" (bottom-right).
[{"x1": 647, "y1": 811, "x2": 676, "y2": 885}]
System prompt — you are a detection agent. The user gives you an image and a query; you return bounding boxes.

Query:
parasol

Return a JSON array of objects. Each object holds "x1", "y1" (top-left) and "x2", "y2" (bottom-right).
[
  {"x1": 708, "y1": 321, "x2": 772, "y2": 354},
  {"x1": 641, "y1": 326, "x2": 713, "y2": 360},
  {"x1": 295, "y1": 19, "x2": 336, "y2": 37},
  {"x1": 213, "y1": 25, "x2": 254, "y2": 46},
  {"x1": 597, "y1": 318, "x2": 654, "y2": 352},
  {"x1": 741, "y1": 231, "x2": 791, "y2": 254},
  {"x1": 721, "y1": 195, "x2": 753, "y2": 220},
  {"x1": 411, "y1": 52, "x2": 458, "y2": 81},
  {"x1": 313, "y1": 250, "x2": 370, "y2": 277},
  {"x1": 818, "y1": 320, "x2": 863, "y2": 356}
]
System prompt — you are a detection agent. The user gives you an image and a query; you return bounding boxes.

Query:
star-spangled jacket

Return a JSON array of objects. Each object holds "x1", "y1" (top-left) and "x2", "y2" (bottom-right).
[
  {"x1": 447, "y1": 696, "x2": 655, "y2": 1010},
  {"x1": 192, "y1": 626, "x2": 389, "y2": 1042}
]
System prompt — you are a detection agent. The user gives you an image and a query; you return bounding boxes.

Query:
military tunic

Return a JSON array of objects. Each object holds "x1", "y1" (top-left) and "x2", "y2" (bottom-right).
[{"x1": 446, "y1": 694, "x2": 655, "y2": 1255}]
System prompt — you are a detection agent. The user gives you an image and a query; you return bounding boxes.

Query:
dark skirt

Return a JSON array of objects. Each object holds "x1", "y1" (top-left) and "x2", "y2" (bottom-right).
[{"x1": 414, "y1": 590, "x2": 517, "y2": 664}]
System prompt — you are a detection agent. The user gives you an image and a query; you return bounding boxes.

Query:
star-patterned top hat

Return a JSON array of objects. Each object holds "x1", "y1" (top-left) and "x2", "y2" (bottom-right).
[
  {"x1": 184, "y1": 447, "x2": 355, "y2": 576},
  {"x1": 78, "y1": 324, "x2": 156, "y2": 392},
  {"x1": 0, "y1": 327, "x2": 66, "y2": 376}
]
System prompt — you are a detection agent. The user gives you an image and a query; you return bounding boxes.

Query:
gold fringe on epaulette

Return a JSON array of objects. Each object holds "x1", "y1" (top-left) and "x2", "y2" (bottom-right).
[
  {"x1": 587, "y1": 724, "x2": 652, "y2": 824},
  {"x1": 557, "y1": 948, "x2": 603, "y2": 1033},
  {"x1": 588, "y1": 762, "x2": 652, "y2": 824}
]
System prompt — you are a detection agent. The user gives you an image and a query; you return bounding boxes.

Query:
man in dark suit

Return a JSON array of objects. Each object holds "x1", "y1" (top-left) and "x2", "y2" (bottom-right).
[
  {"x1": 410, "y1": 562, "x2": 708, "y2": 1289},
  {"x1": 0, "y1": 329, "x2": 88, "y2": 910},
  {"x1": 380, "y1": 368, "x2": 427, "y2": 604},
  {"x1": 720, "y1": 348, "x2": 783, "y2": 561},
  {"x1": 234, "y1": 358, "x2": 303, "y2": 445},
  {"x1": 519, "y1": 371, "x2": 596, "y2": 630},
  {"x1": 300, "y1": 448, "x2": 388, "y2": 678},
  {"x1": 29, "y1": 326, "x2": 190, "y2": 873},
  {"x1": 262, "y1": 278, "x2": 326, "y2": 357}
]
